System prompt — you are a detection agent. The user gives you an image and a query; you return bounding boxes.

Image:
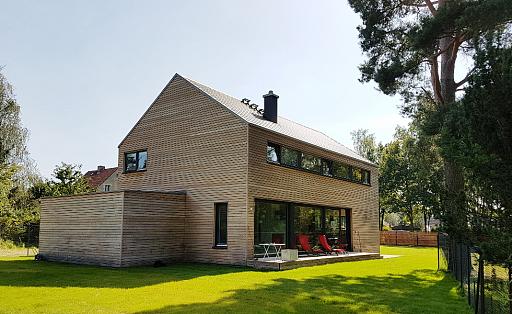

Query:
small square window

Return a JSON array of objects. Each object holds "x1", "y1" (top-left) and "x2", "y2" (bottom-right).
[
  {"x1": 124, "y1": 150, "x2": 147, "y2": 172},
  {"x1": 104, "y1": 185, "x2": 111, "y2": 192}
]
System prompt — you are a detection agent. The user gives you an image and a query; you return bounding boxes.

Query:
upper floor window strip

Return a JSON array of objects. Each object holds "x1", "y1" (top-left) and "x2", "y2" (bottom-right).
[{"x1": 266, "y1": 142, "x2": 371, "y2": 186}]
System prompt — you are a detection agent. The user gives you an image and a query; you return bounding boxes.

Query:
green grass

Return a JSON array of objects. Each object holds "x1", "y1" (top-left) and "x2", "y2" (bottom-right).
[{"x1": 0, "y1": 246, "x2": 470, "y2": 314}]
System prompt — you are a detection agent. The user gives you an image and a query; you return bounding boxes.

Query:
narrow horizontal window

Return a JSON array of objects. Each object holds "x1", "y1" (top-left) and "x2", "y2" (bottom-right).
[
  {"x1": 265, "y1": 141, "x2": 371, "y2": 186},
  {"x1": 124, "y1": 150, "x2": 147, "y2": 172}
]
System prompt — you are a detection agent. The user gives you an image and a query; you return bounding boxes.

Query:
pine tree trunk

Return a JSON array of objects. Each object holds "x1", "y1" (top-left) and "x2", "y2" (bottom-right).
[{"x1": 435, "y1": 1, "x2": 466, "y2": 237}]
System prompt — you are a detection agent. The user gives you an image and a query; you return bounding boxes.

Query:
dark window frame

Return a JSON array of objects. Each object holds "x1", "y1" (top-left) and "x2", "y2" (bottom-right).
[
  {"x1": 254, "y1": 198, "x2": 352, "y2": 255},
  {"x1": 265, "y1": 142, "x2": 371, "y2": 186},
  {"x1": 123, "y1": 149, "x2": 147, "y2": 173},
  {"x1": 214, "y1": 202, "x2": 228, "y2": 248}
]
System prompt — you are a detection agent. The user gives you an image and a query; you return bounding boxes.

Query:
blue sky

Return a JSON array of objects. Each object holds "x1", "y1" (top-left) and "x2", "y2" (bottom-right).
[{"x1": 2, "y1": 0, "x2": 408, "y2": 178}]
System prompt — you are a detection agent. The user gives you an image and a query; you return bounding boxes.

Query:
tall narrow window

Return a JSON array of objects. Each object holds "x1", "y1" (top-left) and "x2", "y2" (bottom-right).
[{"x1": 215, "y1": 203, "x2": 228, "y2": 247}]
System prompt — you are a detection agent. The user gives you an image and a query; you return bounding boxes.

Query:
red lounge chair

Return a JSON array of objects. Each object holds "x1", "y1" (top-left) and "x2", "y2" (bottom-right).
[
  {"x1": 298, "y1": 234, "x2": 324, "y2": 255},
  {"x1": 319, "y1": 234, "x2": 347, "y2": 255}
]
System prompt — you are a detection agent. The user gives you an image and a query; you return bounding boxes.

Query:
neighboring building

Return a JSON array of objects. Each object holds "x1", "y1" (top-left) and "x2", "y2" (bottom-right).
[
  {"x1": 39, "y1": 74, "x2": 379, "y2": 267},
  {"x1": 84, "y1": 166, "x2": 118, "y2": 192}
]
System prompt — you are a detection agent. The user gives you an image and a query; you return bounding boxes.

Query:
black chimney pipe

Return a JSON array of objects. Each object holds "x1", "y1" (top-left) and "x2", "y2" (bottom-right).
[{"x1": 263, "y1": 90, "x2": 279, "y2": 123}]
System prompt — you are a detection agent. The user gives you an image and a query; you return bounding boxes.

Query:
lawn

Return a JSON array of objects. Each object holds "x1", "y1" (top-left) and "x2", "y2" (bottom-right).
[{"x1": 0, "y1": 246, "x2": 470, "y2": 314}]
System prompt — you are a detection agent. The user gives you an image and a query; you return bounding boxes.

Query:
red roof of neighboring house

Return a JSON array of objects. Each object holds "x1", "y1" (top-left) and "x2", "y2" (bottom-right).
[{"x1": 84, "y1": 166, "x2": 118, "y2": 188}]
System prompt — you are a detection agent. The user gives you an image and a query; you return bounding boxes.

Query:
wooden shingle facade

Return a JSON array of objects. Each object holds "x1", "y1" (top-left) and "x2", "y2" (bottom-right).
[{"x1": 39, "y1": 74, "x2": 379, "y2": 267}]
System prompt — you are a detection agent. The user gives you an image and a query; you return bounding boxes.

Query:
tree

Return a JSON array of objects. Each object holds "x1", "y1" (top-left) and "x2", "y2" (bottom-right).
[
  {"x1": 351, "y1": 129, "x2": 382, "y2": 163},
  {"x1": 378, "y1": 126, "x2": 443, "y2": 231},
  {"x1": 0, "y1": 71, "x2": 28, "y2": 166},
  {"x1": 439, "y1": 35, "x2": 512, "y2": 264},
  {"x1": 41, "y1": 163, "x2": 93, "y2": 197},
  {"x1": 348, "y1": 0, "x2": 512, "y2": 237},
  {"x1": 0, "y1": 71, "x2": 38, "y2": 244}
]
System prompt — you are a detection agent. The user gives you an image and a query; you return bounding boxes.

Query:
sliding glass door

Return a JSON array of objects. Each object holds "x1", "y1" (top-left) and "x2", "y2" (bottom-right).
[{"x1": 254, "y1": 200, "x2": 351, "y2": 257}]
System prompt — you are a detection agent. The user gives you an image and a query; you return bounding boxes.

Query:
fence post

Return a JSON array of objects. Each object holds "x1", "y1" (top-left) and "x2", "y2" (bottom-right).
[
  {"x1": 395, "y1": 231, "x2": 398, "y2": 246},
  {"x1": 437, "y1": 233, "x2": 440, "y2": 271},
  {"x1": 508, "y1": 265, "x2": 511, "y2": 314},
  {"x1": 416, "y1": 232, "x2": 419, "y2": 246},
  {"x1": 467, "y1": 247, "x2": 471, "y2": 306},
  {"x1": 479, "y1": 258, "x2": 485, "y2": 314}
]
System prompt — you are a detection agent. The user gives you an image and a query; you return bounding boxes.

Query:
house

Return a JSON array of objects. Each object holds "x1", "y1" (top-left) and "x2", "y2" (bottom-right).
[
  {"x1": 39, "y1": 74, "x2": 379, "y2": 268},
  {"x1": 84, "y1": 166, "x2": 118, "y2": 192}
]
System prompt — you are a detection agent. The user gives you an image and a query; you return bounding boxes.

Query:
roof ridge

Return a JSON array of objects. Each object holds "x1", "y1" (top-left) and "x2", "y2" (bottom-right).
[{"x1": 180, "y1": 75, "x2": 242, "y2": 104}]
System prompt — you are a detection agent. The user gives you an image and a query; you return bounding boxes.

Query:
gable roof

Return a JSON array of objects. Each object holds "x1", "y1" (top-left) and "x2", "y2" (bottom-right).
[
  {"x1": 178, "y1": 74, "x2": 374, "y2": 166},
  {"x1": 84, "y1": 167, "x2": 118, "y2": 188}
]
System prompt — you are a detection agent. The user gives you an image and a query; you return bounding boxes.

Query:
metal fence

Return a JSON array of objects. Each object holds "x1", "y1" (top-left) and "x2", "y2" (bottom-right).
[{"x1": 438, "y1": 233, "x2": 512, "y2": 314}]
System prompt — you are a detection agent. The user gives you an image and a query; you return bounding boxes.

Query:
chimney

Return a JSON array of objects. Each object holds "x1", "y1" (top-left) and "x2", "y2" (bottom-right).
[
  {"x1": 97, "y1": 166, "x2": 105, "y2": 171},
  {"x1": 263, "y1": 90, "x2": 279, "y2": 123}
]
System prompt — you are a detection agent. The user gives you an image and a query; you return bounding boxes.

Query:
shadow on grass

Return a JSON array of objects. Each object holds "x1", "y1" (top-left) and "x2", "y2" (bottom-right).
[
  {"x1": 0, "y1": 259, "x2": 250, "y2": 288},
  {"x1": 135, "y1": 270, "x2": 470, "y2": 314}
]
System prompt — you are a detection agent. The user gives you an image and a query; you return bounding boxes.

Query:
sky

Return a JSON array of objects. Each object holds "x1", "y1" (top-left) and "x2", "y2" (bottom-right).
[{"x1": 2, "y1": 0, "x2": 409, "y2": 178}]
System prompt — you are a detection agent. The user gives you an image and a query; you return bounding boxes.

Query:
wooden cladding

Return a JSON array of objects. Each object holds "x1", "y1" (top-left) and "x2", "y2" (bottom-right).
[
  {"x1": 117, "y1": 75, "x2": 249, "y2": 266},
  {"x1": 39, "y1": 191, "x2": 186, "y2": 267}
]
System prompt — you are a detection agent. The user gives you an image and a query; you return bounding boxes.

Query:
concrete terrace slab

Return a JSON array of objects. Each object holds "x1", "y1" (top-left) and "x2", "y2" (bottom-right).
[{"x1": 253, "y1": 252, "x2": 382, "y2": 270}]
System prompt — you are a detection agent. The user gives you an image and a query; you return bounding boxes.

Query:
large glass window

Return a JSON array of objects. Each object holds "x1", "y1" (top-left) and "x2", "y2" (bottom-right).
[
  {"x1": 281, "y1": 147, "x2": 300, "y2": 167},
  {"x1": 301, "y1": 154, "x2": 322, "y2": 173},
  {"x1": 254, "y1": 201, "x2": 287, "y2": 256},
  {"x1": 215, "y1": 203, "x2": 228, "y2": 247},
  {"x1": 124, "y1": 150, "x2": 147, "y2": 172},
  {"x1": 266, "y1": 143, "x2": 280, "y2": 163},
  {"x1": 254, "y1": 200, "x2": 351, "y2": 256}
]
